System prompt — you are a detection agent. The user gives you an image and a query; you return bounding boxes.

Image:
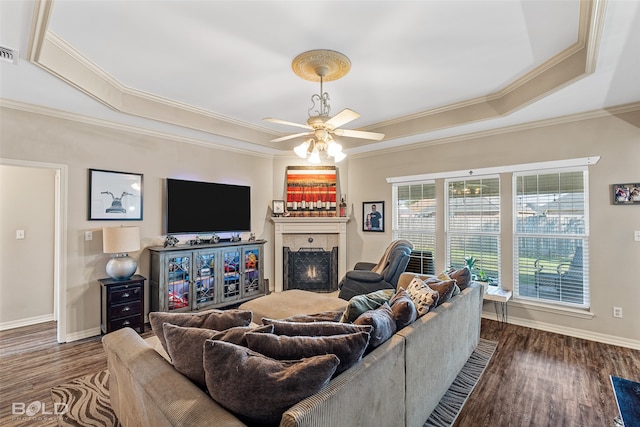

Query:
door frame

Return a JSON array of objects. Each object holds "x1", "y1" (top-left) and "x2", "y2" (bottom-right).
[{"x1": 1, "y1": 158, "x2": 67, "y2": 343}]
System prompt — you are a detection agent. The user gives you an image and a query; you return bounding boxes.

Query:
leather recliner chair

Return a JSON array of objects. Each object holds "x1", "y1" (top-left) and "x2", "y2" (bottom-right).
[{"x1": 338, "y1": 239, "x2": 414, "y2": 300}]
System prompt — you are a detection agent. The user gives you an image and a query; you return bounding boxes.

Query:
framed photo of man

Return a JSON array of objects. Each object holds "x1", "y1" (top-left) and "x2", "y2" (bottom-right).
[{"x1": 363, "y1": 201, "x2": 384, "y2": 232}]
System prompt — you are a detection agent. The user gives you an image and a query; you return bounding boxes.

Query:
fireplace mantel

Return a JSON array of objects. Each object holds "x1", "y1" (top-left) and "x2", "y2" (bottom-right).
[{"x1": 272, "y1": 217, "x2": 349, "y2": 293}]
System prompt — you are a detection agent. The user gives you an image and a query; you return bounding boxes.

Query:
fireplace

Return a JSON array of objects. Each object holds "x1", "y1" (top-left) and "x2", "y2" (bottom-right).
[
  {"x1": 272, "y1": 217, "x2": 349, "y2": 293},
  {"x1": 284, "y1": 247, "x2": 338, "y2": 292}
]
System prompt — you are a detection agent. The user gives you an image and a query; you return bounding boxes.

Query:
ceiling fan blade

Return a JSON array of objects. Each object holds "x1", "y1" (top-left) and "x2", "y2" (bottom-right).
[
  {"x1": 263, "y1": 117, "x2": 312, "y2": 130},
  {"x1": 325, "y1": 108, "x2": 360, "y2": 129},
  {"x1": 270, "y1": 132, "x2": 312, "y2": 143},
  {"x1": 334, "y1": 128, "x2": 385, "y2": 141}
]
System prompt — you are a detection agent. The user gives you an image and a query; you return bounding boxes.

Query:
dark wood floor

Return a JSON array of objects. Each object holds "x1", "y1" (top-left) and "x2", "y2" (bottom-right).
[
  {"x1": 1, "y1": 319, "x2": 638, "y2": 427},
  {"x1": 456, "y1": 319, "x2": 640, "y2": 427}
]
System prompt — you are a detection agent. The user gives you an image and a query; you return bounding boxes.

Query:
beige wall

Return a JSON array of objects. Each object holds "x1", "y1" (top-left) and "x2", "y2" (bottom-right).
[
  {"x1": 345, "y1": 111, "x2": 640, "y2": 345},
  {"x1": 0, "y1": 165, "x2": 56, "y2": 326},
  {"x1": 1, "y1": 107, "x2": 274, "y2": 338},
  {"x1": 2, "y1": 105, "x2": 639, "y2": 347}
]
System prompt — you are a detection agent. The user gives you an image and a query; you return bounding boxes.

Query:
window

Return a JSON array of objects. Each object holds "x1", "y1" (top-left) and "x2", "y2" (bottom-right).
[
  {"x1": 446, "y1": 176, "x2": 500, "y2": 283},
  {"x1": 393, "y1": 182, "x2": 436, "y2": 274},
  {"x1": 514, "y1": 169, "x2": 589, "y2": 308}
]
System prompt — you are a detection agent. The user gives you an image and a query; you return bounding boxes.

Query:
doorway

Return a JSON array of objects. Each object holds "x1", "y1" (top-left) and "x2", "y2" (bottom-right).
[{"x1": 0, "y1": 159, "x2": 67, "y2": 343}]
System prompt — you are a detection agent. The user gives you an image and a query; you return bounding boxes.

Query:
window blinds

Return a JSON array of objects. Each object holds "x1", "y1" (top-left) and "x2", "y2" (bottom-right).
[
  {"x1": 513, "y1": 169, "x2": 590, "y2": 308},
  {"x1": 393, "y1": 182, "x2": 436, "y2": 275},
  {"x1": 446, "y1": 176, "x2": 500, "y2": 283}
]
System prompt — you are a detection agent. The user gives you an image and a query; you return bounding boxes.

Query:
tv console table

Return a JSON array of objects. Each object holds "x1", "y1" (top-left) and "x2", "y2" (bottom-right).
[{"x1": 148, "y1": 240, "x2": 266, "y2": 313}]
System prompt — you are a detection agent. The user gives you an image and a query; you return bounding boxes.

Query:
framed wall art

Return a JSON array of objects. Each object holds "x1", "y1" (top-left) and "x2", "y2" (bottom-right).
[
  {"x1": 89, "y1": 169, "x2": 143, "y2": 220},
  {"x1": 612, "y1": 183, "x2": 640, "y2": 205},
  {"x1": 363, "y1": 201, "x2": 384, "y2": 232},
  {"x1": 285, "y1": 166, "x2": 337, "y2": 217}
]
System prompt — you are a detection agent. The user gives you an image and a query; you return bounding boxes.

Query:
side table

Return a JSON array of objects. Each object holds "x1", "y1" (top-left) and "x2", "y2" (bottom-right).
[
  {"x1": 482, "y1": 284, "x2": 512, "y2": 323},
  {"x1": 99, "y1": 275, "x2": 145, "y2": 334}
]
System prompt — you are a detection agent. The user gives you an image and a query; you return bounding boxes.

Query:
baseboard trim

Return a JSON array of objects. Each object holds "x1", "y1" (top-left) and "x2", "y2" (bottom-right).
[
  {"x1": 0, "y1": 314, "x2": 54, "y2": 331},
  {"x1": 65, "y1": 327, "x2": 102, "y2": 343},
  {"x1": 481, "y1": 312, "x2": 640, "y2": 350}
]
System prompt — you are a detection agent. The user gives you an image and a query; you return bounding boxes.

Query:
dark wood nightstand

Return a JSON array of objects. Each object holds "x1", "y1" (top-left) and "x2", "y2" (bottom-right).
[{"x1": 99, "y1": 275, "x2": 145, "y2": 334}]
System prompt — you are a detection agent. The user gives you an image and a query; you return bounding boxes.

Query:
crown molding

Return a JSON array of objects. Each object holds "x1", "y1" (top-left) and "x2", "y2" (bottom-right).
[
  {"x1": 0, "y1": 99, "x2": 276, "y2": 159},
  {"x1": 349, "y1": 102, "x2": 640, "y2": 159}
]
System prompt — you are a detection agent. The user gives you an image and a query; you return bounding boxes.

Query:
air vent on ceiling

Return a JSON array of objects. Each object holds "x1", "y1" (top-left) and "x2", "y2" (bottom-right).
[{"x1": 0, "y1": 45, "x2": 19, "y2": 64}]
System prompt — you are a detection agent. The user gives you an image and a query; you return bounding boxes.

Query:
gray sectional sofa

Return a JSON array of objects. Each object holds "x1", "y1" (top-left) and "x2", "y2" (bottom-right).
[{"x1": 102, "y1": 273, "x2": 483, "y2": 427}]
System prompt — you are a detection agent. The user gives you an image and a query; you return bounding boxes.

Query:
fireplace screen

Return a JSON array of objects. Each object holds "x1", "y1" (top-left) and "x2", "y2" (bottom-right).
[{"x1": 284, "y1": 247, "x2": 338, "y2": 292}]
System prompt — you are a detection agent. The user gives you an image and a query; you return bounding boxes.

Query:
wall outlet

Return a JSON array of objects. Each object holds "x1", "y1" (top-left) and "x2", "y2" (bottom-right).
[
  {"x1": 613, "y1": 307, "x2": 623, "y2": 318},
  {"x1": 634, "y1": 230, "x2": 640, "y2": 242}
]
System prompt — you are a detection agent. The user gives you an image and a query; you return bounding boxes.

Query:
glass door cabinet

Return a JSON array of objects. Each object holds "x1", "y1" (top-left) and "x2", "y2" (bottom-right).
[{"x1": 150, "y1": 241, "x2": 265, "y2": 313}]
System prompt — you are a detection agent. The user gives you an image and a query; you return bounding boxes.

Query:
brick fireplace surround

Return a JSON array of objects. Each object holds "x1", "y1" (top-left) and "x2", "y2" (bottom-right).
[{"x1": 272, "y1": 217, "x2": 349, "y2": 293}]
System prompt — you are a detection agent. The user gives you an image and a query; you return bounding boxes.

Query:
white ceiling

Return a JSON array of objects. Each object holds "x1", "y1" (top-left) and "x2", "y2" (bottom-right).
[{"x1": 1, "y1": 0, "x2": 639, "y2": 157}]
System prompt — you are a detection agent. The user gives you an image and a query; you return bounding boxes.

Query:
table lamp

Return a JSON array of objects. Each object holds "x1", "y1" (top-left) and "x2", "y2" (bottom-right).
[{"x1": 103, "y1": 226, "x2": 140, "y2": 280}]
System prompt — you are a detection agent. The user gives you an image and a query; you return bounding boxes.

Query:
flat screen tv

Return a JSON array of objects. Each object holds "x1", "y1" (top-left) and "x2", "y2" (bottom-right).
[{"x1": 165, "y1": 178, "x2": 251, "y2": 235}]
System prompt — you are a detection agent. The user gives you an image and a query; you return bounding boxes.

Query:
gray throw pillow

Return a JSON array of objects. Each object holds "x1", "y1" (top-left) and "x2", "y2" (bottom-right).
[
  {"x1": 388, "y1": 288, "x2": 418, "y2": 330},
  {"x1": 209, "y1": 324, "x2": 274, "y2": 346},
  {"x1": 262, "y1": 318, "x2": 373, "y2": 336},
  {"x1": 280, "y1": 310, "x2": 345, "y2": 323},
  {"x1": 162, "y1": 323, "x2": 273, "y2": 387},
  {"x1": 149, "y1": 309, "x2": 252, "y2": 353},
  {"x1": 353, "y1": 303, "x2": 397, "y2": 348},
  {"x1": 246, "y1": 331, "x2": 370, "y2": 375},
  {"x1": 203, "y1": 340, "x2": 339, "y2": 426},
  {"x1": 425, "y1": 279, "x2": 457, "y2": 306},
  {"x1": 448, "y1": 267, "x2": 472, "y2": 290}
]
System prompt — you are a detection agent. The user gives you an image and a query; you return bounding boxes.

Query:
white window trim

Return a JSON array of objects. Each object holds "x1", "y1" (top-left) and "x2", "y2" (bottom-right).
[{"x1": 386, "y1": 156, "x2": 600, "y2": 184}]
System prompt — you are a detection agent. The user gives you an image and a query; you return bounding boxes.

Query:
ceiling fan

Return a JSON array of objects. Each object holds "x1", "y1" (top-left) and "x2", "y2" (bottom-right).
[{"x1": 264, "y1": 50, "x2": 385, "y2": 163}]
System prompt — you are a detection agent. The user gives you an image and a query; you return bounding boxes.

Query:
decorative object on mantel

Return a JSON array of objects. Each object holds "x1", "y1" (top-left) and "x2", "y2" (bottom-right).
[
  {"x1": 103, "y1": 226, "x2": 140, "y2": 280},
  {"x1": 272, "y1": 200, "x2": 285, "y2": 216},
  {"x1": 263, "y1": 49, "x2": 384, "y2": 164},
  {"x1": 363, "y1": 201, "x2": 384, "y2": 232},
  {"x1": 612, "y1": 182, "x2": 640, "y2": 204},
  {"x1": 286, "y1": 166, "x2": 337, "y2": 217},
  {"x1": 339, "y1": 194, "x2": 347, "y2": 217}
]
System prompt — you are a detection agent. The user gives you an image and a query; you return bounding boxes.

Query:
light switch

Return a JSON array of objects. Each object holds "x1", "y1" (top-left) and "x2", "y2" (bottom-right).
[
  {"x1": 16, "y1": 229, "x2": 25, "y2": 240},
  {"x1": 635, "y1": 230, "x2": 640, "y2": 242},
  {"x1": 85, "y1": 231, "x2": 93, "y2": 241}
]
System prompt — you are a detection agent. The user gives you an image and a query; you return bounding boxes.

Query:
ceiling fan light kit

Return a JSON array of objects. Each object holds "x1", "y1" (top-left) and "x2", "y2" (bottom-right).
[{"x1": 264, "y1": 49, "x2": 384, "y2": 163}]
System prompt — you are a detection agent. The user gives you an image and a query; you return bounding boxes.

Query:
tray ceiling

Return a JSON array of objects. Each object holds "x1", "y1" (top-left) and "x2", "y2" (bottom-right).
[{"x1": 1, "y1": 0, "x2": 639, "y2": 156}]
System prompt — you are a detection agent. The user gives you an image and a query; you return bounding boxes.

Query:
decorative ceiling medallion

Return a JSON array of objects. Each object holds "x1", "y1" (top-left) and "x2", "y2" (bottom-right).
[{"x1": 291, "y1": 49, "x2": 351, "y2": 82}]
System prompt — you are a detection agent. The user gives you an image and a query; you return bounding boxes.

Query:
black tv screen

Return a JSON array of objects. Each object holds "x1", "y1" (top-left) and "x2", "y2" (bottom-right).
[{"x1": 166, "y1": 178, "x2": 251, "y2": 234}]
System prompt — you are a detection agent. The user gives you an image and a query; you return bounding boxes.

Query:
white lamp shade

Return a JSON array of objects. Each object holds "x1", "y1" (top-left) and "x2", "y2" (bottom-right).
[
  {"x1": 103, "y1": 226, "x2": 140, "y2": 254},
  {"x1": 294, "y1": 140, "x2": 311, "y2": 158},
  {"x1": 333, "y1": 150, "x2": 347, "y2": 162},
  {"x1": 326, "y1": 140, "x2": 341, "y2": 157},
  {"x1": 308, "y1": 148, "x2": 321, "y2": 164}
]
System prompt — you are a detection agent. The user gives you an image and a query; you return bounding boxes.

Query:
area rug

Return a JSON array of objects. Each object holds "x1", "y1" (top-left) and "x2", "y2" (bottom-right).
[
  {"x1": 610, "y1": 375, "x2": 640, "y2": 427},
  {"x1": 424, "y1": 338, "x2": 498, "y2": 427},
  {"x1": 50, "y1": 369, "x2": 121, "y2": 427},
  {"x1": 51, "y1": 339, "x2": 497, "y2": 427}
]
